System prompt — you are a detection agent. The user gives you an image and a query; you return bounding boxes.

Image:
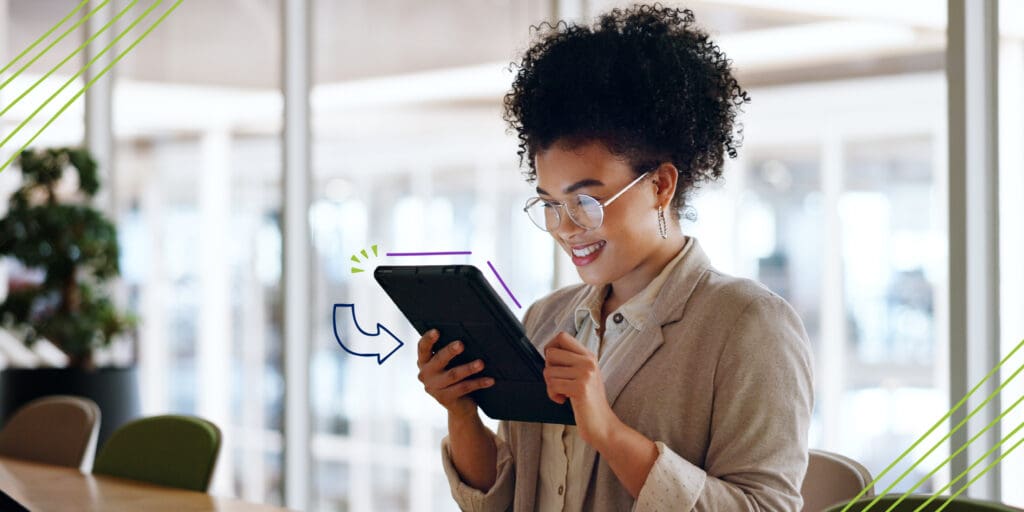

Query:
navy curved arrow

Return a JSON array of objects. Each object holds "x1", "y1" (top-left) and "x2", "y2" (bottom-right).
[{"x1": 332, "y1": 304, "x2": 405, "y2": 365}]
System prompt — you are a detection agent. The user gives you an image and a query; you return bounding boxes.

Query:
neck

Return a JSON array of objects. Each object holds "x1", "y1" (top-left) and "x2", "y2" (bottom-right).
[{"x1": 605, "y1": 230, "x2": 686, "y2": 311}]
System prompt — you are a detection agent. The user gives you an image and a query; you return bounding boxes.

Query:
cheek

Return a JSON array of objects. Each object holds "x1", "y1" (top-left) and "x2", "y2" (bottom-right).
[{"x1": 603, "y1": 205, "x2": 655, "y2": 247}]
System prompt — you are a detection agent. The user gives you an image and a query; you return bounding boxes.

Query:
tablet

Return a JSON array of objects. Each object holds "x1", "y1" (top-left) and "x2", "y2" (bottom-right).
[{"x1": 374, "y1": 265, "x2": 575, "y2": 425}]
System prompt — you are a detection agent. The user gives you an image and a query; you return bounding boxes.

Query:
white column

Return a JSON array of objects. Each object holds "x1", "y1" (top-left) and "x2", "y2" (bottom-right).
[
  {"x1": 820, "y1": 130, "x2": 846, "y2": 451},
  {"x1": 998, "y1": 39, "x2": 1024, "y2": 506},
  {"x1": 139, "y1": 160, "x2": 168, "y2": 415},
  {"x1": 84, "y1": 0, "x2": 115, "y2": 215},
  {"x1": 932, "y1": 112, "x2": 952, "y2": 491},
  {"x1": 947, "y1": 0, "x2": 1001, "y2": 499},
  {"x1": 197, "y1": 126, "x2": 234, "y2": 495},
  {"x1": 282, "y1": 0, "x2": 312, "y2": 508},
  {"x1": 241, "y1": 228, "x2": 268, "y2": 502}
]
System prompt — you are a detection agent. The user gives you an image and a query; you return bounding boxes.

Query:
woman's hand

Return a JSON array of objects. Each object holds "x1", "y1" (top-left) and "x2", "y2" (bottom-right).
[
  {"x1": 543, "y1": 332, "x2": 621, "y2": 449},
  {"x1": 416, "y1": 329, "x2": 495, "y2": 421}
]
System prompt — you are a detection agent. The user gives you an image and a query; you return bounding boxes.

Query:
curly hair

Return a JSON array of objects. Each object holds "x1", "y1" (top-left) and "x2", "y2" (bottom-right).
[{"x1": 503, "y1": 4, "x2": 750, "y2": 217}]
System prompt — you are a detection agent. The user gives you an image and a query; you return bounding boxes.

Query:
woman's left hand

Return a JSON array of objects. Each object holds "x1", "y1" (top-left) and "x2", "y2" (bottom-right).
[{"x1": 543, "y1": 332, "x2": 621, "y2": 449}]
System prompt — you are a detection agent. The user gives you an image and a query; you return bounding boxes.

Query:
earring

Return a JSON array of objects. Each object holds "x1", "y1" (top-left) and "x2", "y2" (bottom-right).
[{"x1": 657, "y1": 205, "x2": 668, "y2": 239}]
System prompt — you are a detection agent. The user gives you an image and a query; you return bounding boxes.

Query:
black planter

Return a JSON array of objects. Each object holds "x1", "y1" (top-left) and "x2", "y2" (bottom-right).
[{"x1": 0, "y1": 367, "x2": 140, "y2": 449}]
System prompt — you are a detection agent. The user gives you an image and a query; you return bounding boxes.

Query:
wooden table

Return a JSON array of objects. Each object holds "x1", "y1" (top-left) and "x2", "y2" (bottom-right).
[{"x1": 0, "y1": 456, "x2": 293, "y2": 511}]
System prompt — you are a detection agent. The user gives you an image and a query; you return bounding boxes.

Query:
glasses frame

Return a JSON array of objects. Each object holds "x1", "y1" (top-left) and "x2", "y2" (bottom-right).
[{"x1": 523, "y1": 170, "x2": 652, "y2": 232}]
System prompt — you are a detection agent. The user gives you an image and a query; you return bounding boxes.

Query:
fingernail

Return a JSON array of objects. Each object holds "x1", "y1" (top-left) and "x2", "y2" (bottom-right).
[
  {"x1": 452, "y1": 341, "x2": 463, "y2": 350},
  {"x1": 430, "y1": 329, "x2": 440, "y2": 338},
  {"x1": 474, "y1": 360, "x2": 483, "y2": 369},
  {"x1": 485, "y1": 378, "x2": 494, "y2": 386}
]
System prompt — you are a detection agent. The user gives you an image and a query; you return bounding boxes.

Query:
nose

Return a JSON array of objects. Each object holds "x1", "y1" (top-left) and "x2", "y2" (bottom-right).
[{"x1": 551, "y1": 207, "x2": 585, "y2": 243}]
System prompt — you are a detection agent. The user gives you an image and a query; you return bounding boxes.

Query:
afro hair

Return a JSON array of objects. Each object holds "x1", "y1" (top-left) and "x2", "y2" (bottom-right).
[{"x1": 503, "y1": 4, "x2": 750, "y2": 217}]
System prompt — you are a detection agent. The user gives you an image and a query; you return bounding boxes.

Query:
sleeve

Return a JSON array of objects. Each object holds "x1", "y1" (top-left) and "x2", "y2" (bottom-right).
[
  {"x1": 633, "y1": 295, "x2": 815, "y2": 511},
  {"x1": 440, "y1": 421, "x2": 515, "y2": 512}
]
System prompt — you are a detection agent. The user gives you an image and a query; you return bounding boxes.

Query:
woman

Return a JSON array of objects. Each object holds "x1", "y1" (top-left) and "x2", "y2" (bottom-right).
[{"x1": 416, "y1": 5, "x2": 813, "y2": 511}]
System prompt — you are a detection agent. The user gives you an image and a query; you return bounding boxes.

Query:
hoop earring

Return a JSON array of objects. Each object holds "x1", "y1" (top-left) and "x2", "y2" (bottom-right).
[{"x1": 657, "y1": 205, "x2": 668, "y2": 239}]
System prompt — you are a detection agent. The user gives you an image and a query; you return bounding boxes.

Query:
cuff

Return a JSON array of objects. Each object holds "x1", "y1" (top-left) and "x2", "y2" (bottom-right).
[
  {"x1": 440, "y1": 434, "x2": 515, "y2": 512},
  {"x1": 634, "y1": 441, "x2": 707, "y2": 512}
]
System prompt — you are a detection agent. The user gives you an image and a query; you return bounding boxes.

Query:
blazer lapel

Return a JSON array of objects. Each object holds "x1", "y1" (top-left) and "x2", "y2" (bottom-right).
[{"x1": 574, "y1": 238, "x2": 712, "y2": 495}]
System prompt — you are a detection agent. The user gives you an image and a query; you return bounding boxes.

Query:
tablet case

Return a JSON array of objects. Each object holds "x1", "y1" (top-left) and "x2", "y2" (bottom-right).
[{"x1": 374, "y1": 265, "x2": 575, "y2": 425}]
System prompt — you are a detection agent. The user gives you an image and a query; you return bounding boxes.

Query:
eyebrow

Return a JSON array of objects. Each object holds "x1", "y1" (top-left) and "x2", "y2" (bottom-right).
[{"x1": 536, "y1": 178, "x2": 606, "y2": 196}]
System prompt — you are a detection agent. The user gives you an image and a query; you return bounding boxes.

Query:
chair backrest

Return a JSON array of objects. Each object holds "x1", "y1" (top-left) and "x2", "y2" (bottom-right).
[
  {"x1": 93, "y1": 414, "x2": 221, "y2": 492},
  {"x1": 801, "y1": 449, "x2": 874, "y2": 512},
  {"x1": 0, "y1": 395, "x2": 100, "y2": 469},
  {"x1": 824, "y1": 494, "x2": 1022, "y2": 512}
]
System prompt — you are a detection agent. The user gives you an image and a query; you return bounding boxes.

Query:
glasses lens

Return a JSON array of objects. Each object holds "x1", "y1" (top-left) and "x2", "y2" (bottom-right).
[
  {"x1": 525, "y1": 198, "x2": 558, "y2": 231},
  {"x1": 566, "y1": 194, "x2": 603, "y2": 230}
]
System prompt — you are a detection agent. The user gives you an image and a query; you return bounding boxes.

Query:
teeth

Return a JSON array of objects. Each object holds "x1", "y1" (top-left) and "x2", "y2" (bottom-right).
[{"x1": 572, "y1": 241, "x2": 604, "y2": 258}]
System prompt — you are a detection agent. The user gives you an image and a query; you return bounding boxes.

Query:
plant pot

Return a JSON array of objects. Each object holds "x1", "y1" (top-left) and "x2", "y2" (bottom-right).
[{"x1": 0, "y1": 367, "x2": 140, "y2": 449}]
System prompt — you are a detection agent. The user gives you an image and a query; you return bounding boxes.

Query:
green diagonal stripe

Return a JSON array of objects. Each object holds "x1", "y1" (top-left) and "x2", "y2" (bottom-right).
[
  {"x1": 0, "y1": 0, "x2": 110, "y2": 92},
  {"x1": 0, "y1": 0, "x2": 162, "y2": 153},
  {"x1": 0, "y1": 0, "x2": 89, "y2": 77},
  {"x1": 841, "y1": 337, "x2": 1024, "y2": 512},
  {"x1": 886, "y1": 386, "x2": 1024, "y2": 511},
  {"x1": 0, "y1": 0, "x2": 185, "y2": 174},
  {"x1": 912, "y1": 417, "x2": 1024, "y2": 512},
  {"x1": 935, "y1": 424, "x2": 1024, "y2": 511},
  {"x1": 1, "y1": 0, "x2": 139, "y2": 118}
]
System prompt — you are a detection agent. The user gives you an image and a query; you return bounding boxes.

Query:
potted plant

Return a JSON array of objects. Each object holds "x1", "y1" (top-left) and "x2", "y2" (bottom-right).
[{"x1": 0, "y1": 147, "x2": 138, "y2": 445}]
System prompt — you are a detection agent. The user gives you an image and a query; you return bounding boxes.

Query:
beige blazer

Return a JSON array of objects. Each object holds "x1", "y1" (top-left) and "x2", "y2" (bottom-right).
[{"x1": 445, "y1": 238, "x2": 814, "y2": 511}]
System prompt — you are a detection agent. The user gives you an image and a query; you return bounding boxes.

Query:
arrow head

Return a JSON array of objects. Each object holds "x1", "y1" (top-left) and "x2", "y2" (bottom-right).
[{"x1": 375, "y1": 324, "x2": 404, "y2": 365}]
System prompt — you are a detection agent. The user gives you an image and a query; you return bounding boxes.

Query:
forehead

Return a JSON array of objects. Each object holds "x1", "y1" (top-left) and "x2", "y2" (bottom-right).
[{"x1": 534, "y1": 141, "x2": 634, "y2": 188}]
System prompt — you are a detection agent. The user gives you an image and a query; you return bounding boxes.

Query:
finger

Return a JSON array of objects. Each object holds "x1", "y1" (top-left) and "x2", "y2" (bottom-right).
[
  {"x1": 438, "y1": 376, "x2": 496, "y2": 402},
  {"x1": 425, "y1": 339, "x2": 465, "y2": 373},
  {"x1": 416, "y1": 329, "x2": 440, "y2": 367},
  {"x1": 546, "y1": 332, "x2": 589, "y2": 355},
  {"x1": 545, "y1": 379, "x2": 570, "y2": 403},
  {"x1": 544, "y1": 347, "x2": 590, "y2": 367},
  {"x1": 427, "y1": 358, "x2": 486, "y2": 390},
  {"x1": 543, "y1": 364, "x2": 578, "y2": 380}
]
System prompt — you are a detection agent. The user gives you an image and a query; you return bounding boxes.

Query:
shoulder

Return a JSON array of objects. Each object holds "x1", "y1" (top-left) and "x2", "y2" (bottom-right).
[
  {"x1": 694, "y1": 269, "x2": 812, "y2": 371},
  {"x1": 698, "y1": 267, "x2": 781, "y2": 312},
  {"x1": 686, "y1": 267, "x2": 809, "y2": 355}
]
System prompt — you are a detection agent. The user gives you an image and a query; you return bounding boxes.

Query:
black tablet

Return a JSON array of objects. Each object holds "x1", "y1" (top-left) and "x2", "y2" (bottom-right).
[{"x1": 374, "y1": 265, "x2": 575, "y2": 425}]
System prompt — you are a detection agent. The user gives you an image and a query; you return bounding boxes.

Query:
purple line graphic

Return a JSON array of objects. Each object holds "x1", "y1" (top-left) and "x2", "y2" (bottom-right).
[
  {"x1": 486, "y1": 260, "x2": 522, "y2": 309},
  {"x1": 386, "y1": 251, "x2": 472, "y2": 257}
]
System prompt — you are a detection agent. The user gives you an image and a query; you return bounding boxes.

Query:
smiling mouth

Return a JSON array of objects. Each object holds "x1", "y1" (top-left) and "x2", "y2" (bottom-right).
[{"x1": 571, "y1": 240, "x2": 606, "y2": 257}]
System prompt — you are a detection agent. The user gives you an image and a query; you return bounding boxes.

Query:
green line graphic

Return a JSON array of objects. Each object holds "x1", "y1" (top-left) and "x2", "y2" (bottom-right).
[
  {"x1": 937, "y1": 430, "x2": 1024, "y2": 509},
  {"x1": 2, "y1": 0, "x2": 138, "y2": 118},
  {"x1": 0, "y1": 0, "x2": 182, "y2": 174},
  {"x1": 841, "y1": 337, "x2": 1024, "y2": 512},
  {"x1": 885, "y1": 387, "x2": 1024, "y2": 511},
  {"x1": 0, "y1": 0, "x2": 153, "y2": 149},
  {"x1": 0, "y1": 0, "x2": 110, "y2": 92},
  {"x1": 0, "y1": 0, "x2": 89, "y2": 78},
  {"x1": 913, "y1": 419, "x2": 1024, "y2": 511}
]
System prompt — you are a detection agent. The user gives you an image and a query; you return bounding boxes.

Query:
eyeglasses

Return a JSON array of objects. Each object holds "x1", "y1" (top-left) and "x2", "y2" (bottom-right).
[{"x1": 523, "y1": 171, "x2": 651, "y2": 232}]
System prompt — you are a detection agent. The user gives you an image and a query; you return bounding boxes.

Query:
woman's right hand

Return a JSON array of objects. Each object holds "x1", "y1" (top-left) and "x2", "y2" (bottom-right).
[{"x1": 416, "y1": 329, "x2": 495, "y2": 420}]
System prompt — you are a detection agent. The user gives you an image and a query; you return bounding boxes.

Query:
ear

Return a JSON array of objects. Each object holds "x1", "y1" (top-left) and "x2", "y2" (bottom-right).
[{"x1": 651, "y1": 163, "x2": 679, "y2": 208}]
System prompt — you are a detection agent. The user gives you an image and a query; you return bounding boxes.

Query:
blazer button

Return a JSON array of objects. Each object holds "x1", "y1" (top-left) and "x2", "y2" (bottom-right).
[
  {"x1": 558, "y1": 484, "x2": 564, "y2": 495},
  {"x1": 612, "y1": 313, "x2": 624, "y2": 324}
]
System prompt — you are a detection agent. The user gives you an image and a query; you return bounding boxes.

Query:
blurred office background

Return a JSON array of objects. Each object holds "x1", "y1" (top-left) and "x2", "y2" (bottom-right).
[{"x1": 0, "y1": 0, "x2": 1022, "y2": 510}]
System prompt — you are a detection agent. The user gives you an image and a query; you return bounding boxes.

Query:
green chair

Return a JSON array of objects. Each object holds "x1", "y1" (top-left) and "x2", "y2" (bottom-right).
[
  {"x1": 93, "y1": 414, "x2": 221, "y2": 492},
  {"x1": 824, "y1": 494, "x2": 1021, "y2": 512}
]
